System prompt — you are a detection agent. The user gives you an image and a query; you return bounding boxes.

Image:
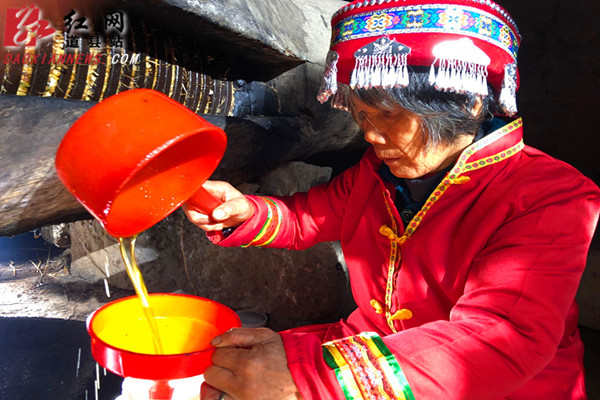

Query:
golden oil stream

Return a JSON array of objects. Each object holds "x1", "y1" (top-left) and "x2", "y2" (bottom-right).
[{"x1": 118, "y1": 235, "x2": 164, "y2": 355}]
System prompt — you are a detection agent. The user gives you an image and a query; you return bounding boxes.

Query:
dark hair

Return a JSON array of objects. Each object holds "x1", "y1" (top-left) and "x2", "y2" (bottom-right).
[{"x1": 351, "y1": 67, "x2": 501, "y2": 148}]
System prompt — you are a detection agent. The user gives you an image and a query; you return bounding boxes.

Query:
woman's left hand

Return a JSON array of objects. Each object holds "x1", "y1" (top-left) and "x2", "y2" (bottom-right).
[{"x1": 201, "y1": 328, "x2": 302, "y2": 400}]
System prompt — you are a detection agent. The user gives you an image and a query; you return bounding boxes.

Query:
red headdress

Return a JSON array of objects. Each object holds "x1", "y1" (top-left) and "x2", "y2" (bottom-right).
[{"x1": 317, "y1": 0, "x2": 521, "y2": 115}]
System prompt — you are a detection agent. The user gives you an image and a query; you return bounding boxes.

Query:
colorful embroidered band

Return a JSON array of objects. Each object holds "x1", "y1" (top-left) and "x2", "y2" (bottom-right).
[
  {"x1": 323, "y1": 332, "x2": 415, "y2": 400},
  {"x1": 318, "y1": 0, "x2": 522, "y2": 116},
  {"x1": 242, "y1": 197, "x2": 282, "y2": 247},
  {"x1": 333, "y1": 4, "x2": 519, "y2": 60}
]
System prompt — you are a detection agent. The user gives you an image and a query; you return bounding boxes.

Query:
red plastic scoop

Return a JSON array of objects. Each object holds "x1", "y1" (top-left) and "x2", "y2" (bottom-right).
[{"x1": 55, "y1": 89, "x2": 227, "y2": 237}]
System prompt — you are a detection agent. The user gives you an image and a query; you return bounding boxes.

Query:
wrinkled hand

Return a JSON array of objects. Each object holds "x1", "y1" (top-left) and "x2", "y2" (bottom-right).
[
  {"x1": 200, "y1": 328, "x2": 302, "y2": 400},
  {"x1": 183, "y1": 180, "x2": 254, "y2": 231}
]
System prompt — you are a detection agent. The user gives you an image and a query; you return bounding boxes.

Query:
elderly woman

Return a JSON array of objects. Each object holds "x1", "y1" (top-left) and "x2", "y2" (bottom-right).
[{"x1": 185, "y1": 1, "x2": 600, "y2": 399}]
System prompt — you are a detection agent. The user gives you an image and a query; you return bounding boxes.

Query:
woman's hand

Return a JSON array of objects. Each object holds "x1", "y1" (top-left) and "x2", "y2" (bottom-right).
[
  {"x1": 201, "y1": 328, "x2": 302, "y2": 400},
  {"x1": 183, "y1": 180, "x2": 254, "y2": 231}
]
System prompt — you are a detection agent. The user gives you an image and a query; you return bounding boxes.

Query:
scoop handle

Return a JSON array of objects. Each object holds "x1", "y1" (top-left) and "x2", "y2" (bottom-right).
[{"x1": 186, "y1": 185, "x2": 222, "y2": 215}]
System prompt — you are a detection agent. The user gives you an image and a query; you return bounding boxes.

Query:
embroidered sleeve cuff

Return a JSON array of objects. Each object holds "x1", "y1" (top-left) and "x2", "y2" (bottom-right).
[
  {"x1": 206, "y1": 195, "x2": 281, "y2": 247},
  {"x1": 280, "y1": 328, "x2": 347, "y2": 400},
  {"x1": 241, "y1": 196, "x2": 283, "y2": 247},
  {"x1": 322, "y1": 332, "x2": 415, "y2": 400}
]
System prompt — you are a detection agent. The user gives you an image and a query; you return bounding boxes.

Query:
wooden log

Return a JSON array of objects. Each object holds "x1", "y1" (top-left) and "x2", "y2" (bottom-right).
[
  {"x1": 0, "y1": 95, "x2": 92, "y2": 236},
  {"x1": 0, "y1": 93, "x2": 362, "y2": 236}
]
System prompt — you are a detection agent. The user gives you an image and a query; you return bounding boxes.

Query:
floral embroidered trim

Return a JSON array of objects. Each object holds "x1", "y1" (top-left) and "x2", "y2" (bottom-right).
[
  {"x1": 381, "y1": 192, "x2": 401, "y2": 332},
  {"x1": 333, "y1": 0, "x2": 521, "y2": 37},
  {"x1": 463, "y1": 140, "x2": 524, "y2": 172},
  {"x1": 323, "y1": 332, "x2": 415, "y2": 400},
  {"x1": 403, "y1": 118, "x2": 523, "y2": 240},
  {"x1": 333, "y1": 4, "x2": 519, "y2": 61},
  {"x1": 242, "y1": 197, "x2": 282, "y2": 247}
]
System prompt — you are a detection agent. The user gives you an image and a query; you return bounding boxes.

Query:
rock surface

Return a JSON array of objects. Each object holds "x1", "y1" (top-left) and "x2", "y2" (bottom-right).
[{"x1": 162, "y1": 0, "x2": 344, "y2": 66}]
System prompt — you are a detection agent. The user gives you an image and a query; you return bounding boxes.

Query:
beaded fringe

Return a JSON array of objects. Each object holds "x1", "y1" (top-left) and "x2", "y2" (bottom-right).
[
  {"x1": 317, "y1": 37, "x2": 518, "y2": 116},
  {"x1": 427, "y1": 38, "x2": 490, "y2": 97},
  {"x1": 331, "y1": 83, "x2": 350, "y2": 111},
  {"x1": 350, "y1": 52, "x2": 409, "y2": 90},
  {"x1": 499, "y1": 62, "x2": 518, "y2": 115},
  {"x1": 428, "y1": 58, "x2": 489, "y2": 96},
  {"x1": 317, "y1": 50, "x2": 339, "y2": 104}
]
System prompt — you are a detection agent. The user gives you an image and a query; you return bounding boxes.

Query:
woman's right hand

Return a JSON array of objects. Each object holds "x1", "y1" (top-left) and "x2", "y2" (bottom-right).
[{"x1": 183, "y1": 180, "x2": 254, "y2": 232}]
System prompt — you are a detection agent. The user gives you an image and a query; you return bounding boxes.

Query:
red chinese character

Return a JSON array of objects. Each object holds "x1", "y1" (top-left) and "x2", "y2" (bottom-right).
[{"x1": 3, "y1": 6, "x2": 56, "y2": 47}]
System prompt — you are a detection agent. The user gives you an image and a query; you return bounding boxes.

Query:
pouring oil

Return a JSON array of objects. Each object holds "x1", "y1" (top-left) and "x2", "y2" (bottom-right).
[{"x1": 118, "y1": 236, "x2": 164, "y2": 354}]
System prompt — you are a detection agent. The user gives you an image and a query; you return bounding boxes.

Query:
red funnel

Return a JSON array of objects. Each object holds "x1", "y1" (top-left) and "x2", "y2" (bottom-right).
[{"x1": 87, "y1": 293, "x2": 241, "y2": 381}]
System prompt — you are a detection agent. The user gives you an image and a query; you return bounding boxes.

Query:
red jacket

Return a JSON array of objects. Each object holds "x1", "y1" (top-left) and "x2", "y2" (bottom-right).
[{"x1": 212, "y1": 118, "x2": 600, "y2": 399}]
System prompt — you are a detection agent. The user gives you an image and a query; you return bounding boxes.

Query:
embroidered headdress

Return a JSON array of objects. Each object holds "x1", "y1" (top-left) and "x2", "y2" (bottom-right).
[{"x1": 318, "y1": 0, "x2": 521, "y2": 116}]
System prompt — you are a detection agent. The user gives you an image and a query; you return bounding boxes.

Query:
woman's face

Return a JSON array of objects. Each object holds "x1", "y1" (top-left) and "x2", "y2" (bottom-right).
[{"x1": 350, "y1": 95, "x2": 475, "y2": 179}]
